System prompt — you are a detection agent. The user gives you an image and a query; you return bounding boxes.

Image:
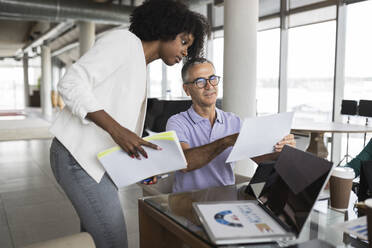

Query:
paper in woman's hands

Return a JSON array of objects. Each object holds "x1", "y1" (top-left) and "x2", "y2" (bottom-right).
[
  {"x1": 98, "y1": 131, "x2": 187, "y2": 188},
  {"x1": 226, "y1": 112, "x2": 294, "y2": 163}
]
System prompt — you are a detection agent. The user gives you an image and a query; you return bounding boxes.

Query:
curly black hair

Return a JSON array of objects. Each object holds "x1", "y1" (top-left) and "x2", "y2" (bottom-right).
[{"x1": 129, "y1": 0, "x2": 210, "y2": 60}]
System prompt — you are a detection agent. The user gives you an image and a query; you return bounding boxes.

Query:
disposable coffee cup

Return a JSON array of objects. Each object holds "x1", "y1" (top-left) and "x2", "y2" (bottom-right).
[
  {"x1": 364, "y1": 199, "x2": 372, "y2": 245},
  {"x1": 329, "y1": 167, "x2": 355, "y2": 211}
]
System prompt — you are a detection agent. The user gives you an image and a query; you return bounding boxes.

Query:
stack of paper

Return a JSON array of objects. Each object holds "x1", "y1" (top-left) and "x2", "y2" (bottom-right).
[
  {"x1": 333, "y1": 216, "x2": 368, "y2": 240},
  {"x1": 97, "y1": 131, "x2": 187, "y2": 188}
]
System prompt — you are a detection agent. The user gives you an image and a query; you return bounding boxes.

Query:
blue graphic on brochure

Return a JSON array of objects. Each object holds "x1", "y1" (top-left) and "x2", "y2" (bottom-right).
[{"x1": 214, "y1": 205, "x2": 274, "y2": 233}]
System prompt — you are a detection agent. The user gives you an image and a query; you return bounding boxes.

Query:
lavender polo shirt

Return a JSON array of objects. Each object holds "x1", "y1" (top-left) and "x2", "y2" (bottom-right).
[{"x1": 166, "y1": 106, "x2": 241, "y2": 193}]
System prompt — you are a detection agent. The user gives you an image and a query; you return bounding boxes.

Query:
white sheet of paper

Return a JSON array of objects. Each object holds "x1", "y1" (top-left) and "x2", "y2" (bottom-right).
[
  {"x1": 313, "y1": 199, "x2": 328, "y2": 214},
  {"x1": 226, "y1": 112, "x2": 294, "y2": 163},
  {"x1": 97, "y1": 131, "x2": 187, "y2": 188}
]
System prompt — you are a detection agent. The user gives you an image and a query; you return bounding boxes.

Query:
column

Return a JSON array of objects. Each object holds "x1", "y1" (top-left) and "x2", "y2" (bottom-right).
[
  {"x1": 41, "y1": 45, "x2": 53, "y2": 117},
  {"x1": 223, "y1": 0, "x2": 258, "y2": 117},
  {"x1": 78, "y1": 21, "x2": 95, "y2": 57},
  {"x1": 23, "y1": 53, "x2": 30, "y2": 108},
  {"x1": 331, "y1": 1, "x2": 347, "y2": 163},
  {"x1": 206, "y1": 3, "x2": 214, "y2": 62},
  {"x1": 51, "y1": 59, "x2": 60, "y2": 108},
  {"x1": 223, "y1": 0, "x2": 259, "y2": 177},
  {"x1": 278, "y1": 0, "x2": 289, "y2": 113}
]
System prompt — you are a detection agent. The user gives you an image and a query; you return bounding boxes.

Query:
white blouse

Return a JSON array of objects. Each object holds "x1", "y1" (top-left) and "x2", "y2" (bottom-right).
[{"x1": 50, "y1": 29, "x2": 147, "y2": 183}]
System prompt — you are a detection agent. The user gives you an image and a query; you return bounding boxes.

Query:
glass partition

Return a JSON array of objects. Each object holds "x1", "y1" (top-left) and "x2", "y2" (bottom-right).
[
  {"x1": 341, "y1": 0, "x2": 372, "y2": 159},
  {"x1": 287, "y1": 21, "x2": 336, "y2": 122},
  {"x1": 257, "y1": 28, "x2": 280, "y2": 116}
]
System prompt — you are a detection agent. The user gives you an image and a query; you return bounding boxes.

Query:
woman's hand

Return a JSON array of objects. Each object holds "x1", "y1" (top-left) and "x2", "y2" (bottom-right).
[
  {"x1": 86, "y1": 110, "x2": 160, "y2": 159},
  {"x1": 110, "y1": 125, "x2": 160, "y2": 159},
  {"x1": 274, "y1": 134, "x2": 296, "y2": 152}
]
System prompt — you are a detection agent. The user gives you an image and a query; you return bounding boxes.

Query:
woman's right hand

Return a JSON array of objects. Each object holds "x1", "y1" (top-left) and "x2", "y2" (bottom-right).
[
  {"x1": 110, "y1": 125, "x2": 160, "y2": 159},
  {"x1": 86, "y1": 110, "x2": 160, "y2": 159}
]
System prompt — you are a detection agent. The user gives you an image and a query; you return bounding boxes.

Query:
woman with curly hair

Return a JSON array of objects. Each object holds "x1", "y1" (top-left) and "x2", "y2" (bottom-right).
[{"x1": 49, "y1": 0, "x2": 210, "y2": 247}]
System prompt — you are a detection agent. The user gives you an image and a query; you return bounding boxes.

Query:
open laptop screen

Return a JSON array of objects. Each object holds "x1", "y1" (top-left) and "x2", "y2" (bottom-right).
[{"x1": 258, "y1": 146, "x2": 333, "y2": 235}]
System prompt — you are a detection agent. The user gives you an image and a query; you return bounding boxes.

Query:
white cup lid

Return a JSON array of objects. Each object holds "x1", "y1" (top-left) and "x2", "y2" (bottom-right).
[
  {"x1": 331, "y1": 167, "x2": 355, "y2": 179},
  {"x1": 365, "y1": 199, "x2": 372, "y2": 208}
]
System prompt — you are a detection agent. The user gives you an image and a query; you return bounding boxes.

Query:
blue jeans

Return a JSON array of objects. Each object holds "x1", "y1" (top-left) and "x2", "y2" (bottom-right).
[{"x1": 50, "y1": 138, "x2": 128, "y2": 248}]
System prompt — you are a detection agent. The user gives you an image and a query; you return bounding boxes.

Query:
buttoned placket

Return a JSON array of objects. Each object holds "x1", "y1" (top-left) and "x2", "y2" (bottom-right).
[{"x1": 209, "y1": 118, "x2": 223, "y2": 143}]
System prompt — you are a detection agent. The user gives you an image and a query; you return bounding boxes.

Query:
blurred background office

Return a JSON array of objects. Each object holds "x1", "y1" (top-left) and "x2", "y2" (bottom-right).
[{"x1": 0, "y1": 0, "x2": 371, "y2": 247}]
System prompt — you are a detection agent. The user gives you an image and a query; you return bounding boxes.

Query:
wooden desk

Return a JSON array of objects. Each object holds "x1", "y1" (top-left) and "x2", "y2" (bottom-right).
[
  {"x1": 139, "y1": 184, "x2": 254, "y2": 248},
  {"x1": 139, "y1": 199, "x2": 211, "y2": 248},
  {"x1": 292, "y1": 122, "x2": 372, "y2": 158}
]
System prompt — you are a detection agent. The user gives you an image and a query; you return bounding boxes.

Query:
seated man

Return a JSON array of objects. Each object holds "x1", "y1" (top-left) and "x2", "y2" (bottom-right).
[{"x1": 166, "y1": 57, "x2": 296, "y2": 193}]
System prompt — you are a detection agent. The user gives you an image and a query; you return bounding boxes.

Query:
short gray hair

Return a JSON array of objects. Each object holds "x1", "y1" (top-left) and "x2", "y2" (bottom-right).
[{"x1": 181, "y1": 57, "x2": 214, "y2": 83}]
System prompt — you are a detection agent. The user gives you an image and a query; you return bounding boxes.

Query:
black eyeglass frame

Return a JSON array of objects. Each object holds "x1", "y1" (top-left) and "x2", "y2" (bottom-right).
[{"x1": 184, "y1": 75, "x2": 221, "y2": 89}]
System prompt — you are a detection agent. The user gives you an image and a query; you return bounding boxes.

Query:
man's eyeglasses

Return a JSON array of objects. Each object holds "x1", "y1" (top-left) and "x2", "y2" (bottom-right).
[{"x1": 184, "y1": 75, "x2": 221, "y2": 89}]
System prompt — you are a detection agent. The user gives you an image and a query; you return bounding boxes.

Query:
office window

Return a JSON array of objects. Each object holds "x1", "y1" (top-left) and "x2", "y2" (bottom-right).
[
  {"x1": 211, "y1": 31, "x2": 224, "y2": 98},
  {"x1": 148, "y1": 61, "x2": 185, "y2": 98},
  {"x1": 0, "y1": 62, "x2": 24, "y2": 110},
  {"x1": 166, "y1": 62, "x2": 185, "y2": 97},
  {"x1": 287, "y1": 21, "x2": 336, "y2": 122},
  {"x1": 0, "y1": 58, "x2": 42, "y2": 110},
  {"x1": 288, "y1": 5, "x2": 336, "y2": 27},
  {"x1": 257, "y1": 28, "x2": 280, "y2": 116},
  {"x1": 260, "y1": 0, "x2": 280, "y2": 16},
  {"x1": 258, "y1": 18, "x2": 280, "y2": 31},
  {"x1": 148, "y1": 60, "x2": 162, "y2": 98},
  {"x1": 289, "y1": 0, "x2": 333, "y2": 9},
  {"x1": 344, "y1": 1, "x2": 372, "y2": 103},
  {"x1": 341, "y1": 0, "x2": 372, "y2": 159},
  {"x1": 211, "y1": 5, "x2": 224, "y2": 28}
]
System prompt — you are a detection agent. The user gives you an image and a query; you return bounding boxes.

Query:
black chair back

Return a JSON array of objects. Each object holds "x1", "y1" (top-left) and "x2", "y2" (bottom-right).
[
  {"x1": 341, "y1": 100, "x2": 358, "y2": 115},
  {"x1": 359, "y1": 100, "x2": 372, "y2": 118},
  {"x1": 143, "y1": 98, "x2": 192, "y2": 136}
]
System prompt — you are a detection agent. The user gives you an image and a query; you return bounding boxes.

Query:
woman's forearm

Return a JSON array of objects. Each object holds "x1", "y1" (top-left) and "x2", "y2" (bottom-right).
[
  {"x1": 183, "y1": 133, "x2": 238, "y2": 172},
  {"x1": 86, "y1": 110, "x2": 120, "y2": 135}
]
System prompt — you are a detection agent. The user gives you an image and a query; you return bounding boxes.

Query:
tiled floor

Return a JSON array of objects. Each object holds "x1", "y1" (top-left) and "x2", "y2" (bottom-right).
[{"x1": 0, "y1": 139, "x2": 142, "y2": 248}]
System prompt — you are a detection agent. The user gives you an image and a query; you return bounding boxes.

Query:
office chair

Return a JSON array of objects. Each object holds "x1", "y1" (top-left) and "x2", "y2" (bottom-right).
[
  {"x1": 358, "y1": 100, "x2": 372, "y2": 147},
  {"x1": 338, "y1": 100, "x2": 358, "y2": 165},
  {"x1": 143, "y1": 98, "x2": 192, "y2": 136}
]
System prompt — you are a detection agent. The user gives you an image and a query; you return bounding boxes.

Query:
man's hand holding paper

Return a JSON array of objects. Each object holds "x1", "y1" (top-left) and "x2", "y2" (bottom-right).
[{"x1": 274, "y1": 134, "x2": 296, "y2": 152}]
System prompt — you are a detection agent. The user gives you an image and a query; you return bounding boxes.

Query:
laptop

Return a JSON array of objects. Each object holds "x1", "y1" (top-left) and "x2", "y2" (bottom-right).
[
  {"x1": 244, "y1": 160, "x2": 276, "y2": 198},
  {"x1": 193, "y1": 145, "x2": 333, "y2": 245}
]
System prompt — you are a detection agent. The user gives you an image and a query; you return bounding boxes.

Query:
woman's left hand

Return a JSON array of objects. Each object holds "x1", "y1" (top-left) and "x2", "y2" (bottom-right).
[{"x1": 274, "y1": 134, "x2": 296, "y2": 152}]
